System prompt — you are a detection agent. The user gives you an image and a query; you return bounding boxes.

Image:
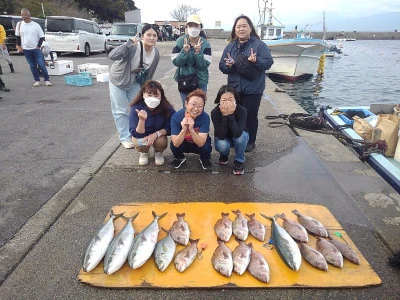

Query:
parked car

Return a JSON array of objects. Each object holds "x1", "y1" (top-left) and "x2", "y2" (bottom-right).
[
  {"x1": 45, "y1": 16, "x2": 106, "y2": 56},
  {"x1": 105, "y1": 22, "x2": 143, "y2": 53},
  {"x1": 0, "y1": 15, "x2": 45, "y2": 51}
]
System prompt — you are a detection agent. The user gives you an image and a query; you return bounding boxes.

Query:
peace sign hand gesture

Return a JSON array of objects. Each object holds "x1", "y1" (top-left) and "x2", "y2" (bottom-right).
[
  {"x1": 248, "y1": 48, "x2": 257, "y2": 63},
  {"x1": 224, "y1": 53, "x2": 234, "y2": 67},
  {"x1": 183, "y1": 37, "x2": 190, "y2": 53},
  {"x1": 130, "y1": 33, "x2": 140, "y2": 45},
  {"x1": 193, "y1": 38, "x2": 203, "y2": 54}
]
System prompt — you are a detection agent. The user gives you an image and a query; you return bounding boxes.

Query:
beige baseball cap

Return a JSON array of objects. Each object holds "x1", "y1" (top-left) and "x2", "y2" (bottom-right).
[{"x1": 186, "y1": 15, "x2": 202, "y2": 25}]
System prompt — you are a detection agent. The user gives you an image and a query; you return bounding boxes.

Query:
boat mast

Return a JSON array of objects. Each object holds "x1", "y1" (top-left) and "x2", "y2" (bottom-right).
[{"x1": 322, "y1": 11, "x2": 326, "y2": 40}]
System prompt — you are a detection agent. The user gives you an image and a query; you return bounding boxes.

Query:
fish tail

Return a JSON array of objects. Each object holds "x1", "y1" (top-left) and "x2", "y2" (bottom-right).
[
  {"x1": 161, "y1": 227, "x2": 169, "y2": 234},
  {"x1": 110, "y1": 210, "x2": 125, "y2": 220},
  {"x1": 260, "y1": 213, "x2": 273, "y2": 221},
  {"x1": 189, "y1": 238, "x2": 199, "y2": 245},
  {"x1": 292, "y1": 209, "x2": 300, "y2": 215},
  {"x1": 176, "y1": 212, "x2": 185, "y2": 218},
  {"x1": 221, "y1": 212, "x2": 229, "y2": 217},
  {"x1": 152, "y1": 211, "x2": 168, "y2": 219},
  {"x1": 278, "y1": 212, "x2": 286, "y2": 219},
  {"x1": 232, "y1": 209, "x2": 241, "y2": 215},
  {"x1": 245, "y1": 213, "x2": 255, "y2": 219}
]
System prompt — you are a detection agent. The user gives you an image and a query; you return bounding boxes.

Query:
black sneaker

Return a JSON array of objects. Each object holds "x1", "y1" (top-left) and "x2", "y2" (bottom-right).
[
  {"x1": 199, "y1": 158, "x2": 213, "y2": 170},
  {"x1": 218, "y1": 155, "x2": 229, "y2": 165},
  {"x1": 245, "y1": 143, "x2": 255, "y2": 152},
  {"x1": 171, "y1": 157, "x2": 186, "y2": 169},
  {"x1": 233, "y1": 160, "x2": 244, "y2": 175}
]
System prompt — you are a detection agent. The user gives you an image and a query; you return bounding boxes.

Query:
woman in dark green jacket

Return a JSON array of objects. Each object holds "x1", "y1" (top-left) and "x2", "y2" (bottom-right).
[{"x1": 171, "y1": 15, "x2": 212, "y2": 108}]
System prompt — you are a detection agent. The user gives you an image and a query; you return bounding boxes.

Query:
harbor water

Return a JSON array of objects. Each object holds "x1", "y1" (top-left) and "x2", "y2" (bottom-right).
[{"x1": 272, "y1": 40, "x2": 400, "y2": 114}]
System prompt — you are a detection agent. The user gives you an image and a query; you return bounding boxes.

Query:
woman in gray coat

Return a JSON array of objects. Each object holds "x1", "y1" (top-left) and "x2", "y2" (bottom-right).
[{"x1": 109, "y1": 24, "x2": 160, "y2": 149}]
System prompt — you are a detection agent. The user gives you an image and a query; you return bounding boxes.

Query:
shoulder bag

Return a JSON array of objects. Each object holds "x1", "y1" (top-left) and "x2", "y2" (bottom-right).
[
  {"x1": 135, "y1": 41, "x2": 148, "y2": 86},
  {"x1": 235, "y1": 53, "x2": 260, "y2": 80}
]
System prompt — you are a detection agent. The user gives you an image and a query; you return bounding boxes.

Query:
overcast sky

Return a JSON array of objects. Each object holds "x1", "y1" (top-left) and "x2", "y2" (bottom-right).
[{"x1": 136, "y1": 0, "x2": 400, "y2": 30}]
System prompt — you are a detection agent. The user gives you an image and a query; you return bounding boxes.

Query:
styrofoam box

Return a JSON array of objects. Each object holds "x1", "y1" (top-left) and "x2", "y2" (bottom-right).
[
  {"x1": 96, "y1": 73, "x2": 109, "y2": 82},
  {"x1": 46, "y1": 60, "x2": 74, "y2": 75},
  {"x1": 89, "y1": 65, "x2": 109, "y2": 78},
  {"x1": 77, "y1": 63, "x2": 100, "y2": 73}
]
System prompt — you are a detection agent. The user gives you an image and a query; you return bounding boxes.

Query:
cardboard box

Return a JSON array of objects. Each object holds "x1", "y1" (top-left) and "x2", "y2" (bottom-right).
[{"x1": 46, "y1": 60, "x2": 74, "y2": 76}]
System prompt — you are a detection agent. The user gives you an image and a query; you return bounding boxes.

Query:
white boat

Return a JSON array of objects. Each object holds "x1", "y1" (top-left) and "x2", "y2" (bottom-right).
[
  {"x1": 324, "y1": 104, "x2": 400, "y2": 193},
  {"x1": 257, "y1": 1, "x2": 329, "y2": 81}
]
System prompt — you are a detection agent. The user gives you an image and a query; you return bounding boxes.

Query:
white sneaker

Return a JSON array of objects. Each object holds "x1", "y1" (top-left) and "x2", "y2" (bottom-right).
[
  {"x1": 121, "y1": 141, "x2": 134, "y2": 149},
  {"x1": 154, "y1": 151, "x2": 165, "y2": 166},
  {"x1": 139, "y1": 152, "x2": 149, "y2": 166},
  {"x1": 33, "y1": 81, "x2": 40, "y2": 87},
  {"x1": 45, "y1": 81, "x2": 52, "y2": 86}
]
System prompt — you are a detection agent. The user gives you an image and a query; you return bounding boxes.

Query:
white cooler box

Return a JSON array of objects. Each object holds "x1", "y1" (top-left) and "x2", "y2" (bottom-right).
[{"x1": 46, "y1": 60, "x2": 74, "y2": 75}]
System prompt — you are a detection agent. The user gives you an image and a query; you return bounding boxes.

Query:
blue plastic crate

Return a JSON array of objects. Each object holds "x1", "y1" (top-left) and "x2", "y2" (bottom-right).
[
  {"x1": 64, "y1": 75, "x2": 92, "y2": 87},
  {"x1": 337, "y1": 109, "x2": 375, "y2": 126}
]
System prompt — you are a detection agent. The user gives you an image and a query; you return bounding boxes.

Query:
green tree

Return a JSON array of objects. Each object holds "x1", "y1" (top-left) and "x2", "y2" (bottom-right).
[
  {"x1": 0, "y1": 0, "x2": 17, "y2": 14},
  {"x1": 170, "y1": 4, "x2": 200, "y2": 21}
]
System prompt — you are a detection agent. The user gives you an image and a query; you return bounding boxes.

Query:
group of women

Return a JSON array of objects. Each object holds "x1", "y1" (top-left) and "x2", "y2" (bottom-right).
[{"x1": 108, "y1": 15, "x2": 273, "y2": 175}]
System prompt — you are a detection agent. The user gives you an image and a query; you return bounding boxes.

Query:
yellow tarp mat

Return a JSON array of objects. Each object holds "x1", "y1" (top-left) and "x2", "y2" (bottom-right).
[{"x1": 78, "y1": 202, "x2": 381, "y2": 288}]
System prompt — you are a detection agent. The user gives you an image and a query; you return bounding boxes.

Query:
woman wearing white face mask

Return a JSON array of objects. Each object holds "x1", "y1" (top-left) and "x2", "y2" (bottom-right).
[
  {"x1": 129, "y1": 80, "x2": 176, "y2": 166},
  {"x1": 171, "y1": 14, "x2": 212, "y2": 108}
]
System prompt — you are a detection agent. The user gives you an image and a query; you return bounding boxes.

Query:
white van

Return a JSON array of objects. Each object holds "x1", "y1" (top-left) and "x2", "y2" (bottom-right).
[{"x1": 45, "y1": 16, "x2": 106, "y2": 56}]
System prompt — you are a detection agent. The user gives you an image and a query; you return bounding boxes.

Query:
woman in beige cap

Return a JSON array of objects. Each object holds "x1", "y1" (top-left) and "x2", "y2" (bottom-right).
[{"x1": 171, "y1": 14, "x2": 212, "y2": 108}]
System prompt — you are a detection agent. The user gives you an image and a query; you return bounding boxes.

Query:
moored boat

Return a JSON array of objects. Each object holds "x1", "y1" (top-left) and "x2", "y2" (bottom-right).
[
  {"x1": 323, "y1": 105, "x2": 400, "y2": 193},
  {"x1": 257, "y1": 1, "x2": 329, "y2": 82}
]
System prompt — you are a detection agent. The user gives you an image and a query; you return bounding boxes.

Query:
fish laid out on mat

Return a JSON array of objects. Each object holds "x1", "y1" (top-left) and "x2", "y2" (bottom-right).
[
  {"x1": 245, "y1": 213, "x2": 266, "y2": 242},
  {"x1": 316, "y1": 237, "x2": 343, "y2": 268},
  {"x1": 232, "y1": 209, "x2": 249, "y2": 241},
  {"x1": 247, "y1": 245, "x2": 270, "y2": 283},
  {"x1": 261, "y1": 213, "x2": 302, "y2": 271},
  {"x1": 214, "y1": 212, "x2": 233, "y2": 242},
  {"x1": 169, "y1": 213, "x2": 190, "y2": 246},
  {"x1": 174, "y1": 238, "x2": 199, "y2": 272},
  {"x1": 154, "y1": 228, "x2": 177, "y2": 272},
  {"x1": 212, "y1": 240, "x2": 233, "y2": 277},
  {"x1": 82, "y1": 210, "x2": 123, "y2": 273},
  {"x1": 232, "y1": 239, "x2": 251, "y2": 275},
  {"x1": 328, "y1": 236, "x2": 360, "y2": 265},
  {"x1": 279, "y1": 213, "x2": 308, "y2": 243},
  {"x1": 299, "y1": 242, "x2": 328, "y2": 271},
  {"x1": 128, "y1": 211, "x2": 167, "y2": 269},
  {"x1": 292, "y1": 209, "x2": 328, "y2": 237},
  {"x1": 103, "y1": 213, "x2": 139, "y2": 275}
]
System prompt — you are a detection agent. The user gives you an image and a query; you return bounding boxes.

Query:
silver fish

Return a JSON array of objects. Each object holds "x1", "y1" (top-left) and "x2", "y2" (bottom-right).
[
  {"x1": 82, "y1": 210, "x2": 122, "y2": 272},
  {"x1": 316, "y1": 237, "x2": 343, "y2": 268},
  {"x1": 128, "y1": 211, "x2": 167, "y2": 269},
  {"x1": 247, "y1": 245, "x2": 270, "y2": 283},
  {"x1": 212, "y1": 240, "x2": 233, "y2": 277},
  {"x1": 154, "y1": 228, "x2": 177, "y2": 272},
  {"x1": 292, "y1": 209, "x2": 328, "y2": 237},
  {"x1": 103, "y1": 213, "x2": 139, "y2": 275},
  {"x1": 232, "y1": 239, "x2": 251, "y2": 275},
  {"x1": 299, "y1": 243, "x2": 328, "y2": 271},
  {"x1": 279, "y1": 213, "x2": 308, "y2": 243},
  {"x1": 174, "y1": 238, "x2": 199, "y2": 272},
  {"x1": 245, "y1": 213, "x2": 266, "y2": 242},
  {"x1": 214, "y1": 212, "x2": 232, "y2": 242},
  {"x1": 232, "y1": 209, "x2": 249, "y2": 241},
  {"x1": 261, "y1": 213, "x2": 302, "y2": 271},
  {"x1": 170, "y1": 213, "x2": 190, "y2": 245},
  {"x1": 329, "y1": 238, "x2": 360, "y2": 265}
]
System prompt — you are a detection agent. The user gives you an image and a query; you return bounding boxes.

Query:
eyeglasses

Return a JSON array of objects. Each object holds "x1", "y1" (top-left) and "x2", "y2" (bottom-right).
[{"x1": 187, "y1": 102, "x2": 204, "y2": 109}]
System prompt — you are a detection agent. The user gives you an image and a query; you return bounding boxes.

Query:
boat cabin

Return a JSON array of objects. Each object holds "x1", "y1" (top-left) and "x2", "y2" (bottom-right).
[{"x1": 257, "y1": 24, "x2": 284, "y2": 40}]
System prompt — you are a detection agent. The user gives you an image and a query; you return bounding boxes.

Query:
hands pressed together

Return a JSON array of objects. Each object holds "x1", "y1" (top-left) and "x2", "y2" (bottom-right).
[{"x1": 219, "y1": 101, "x2": 237, "y2": 116}]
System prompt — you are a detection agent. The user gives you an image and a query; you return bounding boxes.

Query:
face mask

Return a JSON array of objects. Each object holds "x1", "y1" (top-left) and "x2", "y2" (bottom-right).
[
  {"x1": 144, "y1": 97, "x2": 161, "y2": 108},
  {"x1": 188, "y1": 27, "x2": 201, "y2": 38}
]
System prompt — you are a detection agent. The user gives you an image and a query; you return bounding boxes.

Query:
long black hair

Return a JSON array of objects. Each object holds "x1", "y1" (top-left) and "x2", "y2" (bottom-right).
[
  {"x1": 230, "y1": 15, "x2": 260, "y2": 41},
  {"x1": 214, "y1": 85, "x2": 240, "y2": 104}
]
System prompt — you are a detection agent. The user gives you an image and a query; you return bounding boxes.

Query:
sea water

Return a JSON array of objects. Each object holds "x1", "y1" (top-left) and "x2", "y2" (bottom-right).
[{"x1": 272, "y1": 40, "x2": 400, "y2": 114}]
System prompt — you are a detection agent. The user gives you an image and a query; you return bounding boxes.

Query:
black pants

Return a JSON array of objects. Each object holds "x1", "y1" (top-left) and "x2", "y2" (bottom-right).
[{"x1": 239, "y1": 93, "x2": 262, "y2": 146}]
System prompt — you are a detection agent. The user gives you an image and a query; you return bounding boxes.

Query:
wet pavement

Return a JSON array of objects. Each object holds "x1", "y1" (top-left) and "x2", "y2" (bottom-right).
[{"x1": 0, "y1": 39, "x2": 399, "y2": 299}]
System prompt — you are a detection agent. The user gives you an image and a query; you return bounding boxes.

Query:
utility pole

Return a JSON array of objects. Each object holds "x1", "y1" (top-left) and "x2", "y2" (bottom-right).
[{"x1": 40, "y1": 3, "x2": 45, "y2": 18}]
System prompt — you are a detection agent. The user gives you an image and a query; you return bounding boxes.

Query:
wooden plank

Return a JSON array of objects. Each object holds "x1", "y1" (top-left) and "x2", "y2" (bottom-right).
[{"x1": 78, "y1": 202, "x2": 381, "y2": 288}]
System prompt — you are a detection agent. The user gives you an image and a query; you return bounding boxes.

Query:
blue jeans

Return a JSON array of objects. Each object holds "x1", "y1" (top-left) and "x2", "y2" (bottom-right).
[
  {"x1": 170, "y1": 136, "x2": 212, "y2": 160},
  {"x1": 214, "y1": 131, "x2": 249, "y2": 163},
  {"x1": 109, "y1": 80, "x2": 141, "y2": 143},
  {"x1": 23, "y1": 48, "x2": 49, "y2": 81},
  {"x1": 179, "y1": 85, "x2": 207, "y2": 108}
]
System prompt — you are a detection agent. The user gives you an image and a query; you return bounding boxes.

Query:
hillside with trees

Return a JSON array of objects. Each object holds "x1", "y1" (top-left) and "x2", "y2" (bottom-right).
[{"x1": 0, "y1": 0, "x2": 137, "y2": 22}]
